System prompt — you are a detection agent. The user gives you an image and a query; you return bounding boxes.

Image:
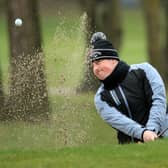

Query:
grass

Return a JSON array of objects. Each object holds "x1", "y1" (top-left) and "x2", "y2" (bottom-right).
[
  {"x1": 0, "y1": 93, "x2": 116, "y2": 151},
  {"x1": 0, "y1": 140, "x2": 168, "y2": 168},
  {"x1": 0, "y1": 8, "x2": 167, "y2": 168}
]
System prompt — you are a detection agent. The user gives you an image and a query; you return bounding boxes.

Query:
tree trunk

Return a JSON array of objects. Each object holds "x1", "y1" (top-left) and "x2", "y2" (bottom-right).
[
  {"x1": 6, "y1": 0, "x2": 49, "y2": 121},
  {"x1": 0, "y1": 67, "x2": 5, "y2": 120},
  {"x1": 79, "y1": 0, "x2": 96, "y2": 41},
  {"x1": 165, "y1": 1, "x2": 168, "y2": 55},
  {"x1": 78, "y1": 0, "x2": 122, "y2": 92},
  {"x1": 164, "y1": 0, "x2": 168, "y2": 86},
  {"x1": 95, "y1": 0, "x2": 122, "y2": 50},
  {"x1": 143, "y1": 0, "x2": 165, "y2": 77},
  {"x1": 78, "y1": 0, "x2": 99, "y2": 92}
]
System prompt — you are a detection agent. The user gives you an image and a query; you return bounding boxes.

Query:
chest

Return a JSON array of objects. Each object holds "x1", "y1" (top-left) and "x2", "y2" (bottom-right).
[{"x1": 108, "y1": 70, "x2": 152, "y2": 119}]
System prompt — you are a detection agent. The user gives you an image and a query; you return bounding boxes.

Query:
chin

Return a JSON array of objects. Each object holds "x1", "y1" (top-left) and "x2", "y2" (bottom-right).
[{"x1": 97, "y1": 76, "x2": 106, "y2": 80}]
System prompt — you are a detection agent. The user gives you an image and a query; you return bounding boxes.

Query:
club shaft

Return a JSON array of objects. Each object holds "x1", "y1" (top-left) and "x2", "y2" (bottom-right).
[{"x1": 158, "y1": 127, "x2": 168, "y2": 137}]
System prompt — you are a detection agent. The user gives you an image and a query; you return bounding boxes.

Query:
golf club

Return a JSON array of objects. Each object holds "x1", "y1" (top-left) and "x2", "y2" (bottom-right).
[{"x1": 158, "y1": 127, "x2": 168, "y2": 137}]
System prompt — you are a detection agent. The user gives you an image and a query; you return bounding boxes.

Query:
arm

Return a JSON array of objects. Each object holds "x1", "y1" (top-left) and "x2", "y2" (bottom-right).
[
  {"x1": 142, "y1": 63, "x2": 167, "y2": 133},
  {"x1": 94, "y1": 92, "x2": 146, "y2": 140}
]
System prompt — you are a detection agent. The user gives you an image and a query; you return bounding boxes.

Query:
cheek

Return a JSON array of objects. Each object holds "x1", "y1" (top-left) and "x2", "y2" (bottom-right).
[
  {"x1": 101, "y1": 66, "x2": 113, "y2": 78},
  {"x1": 93, "y1": 66, "x2": 98, "y2": 75},
  {"x1": 92, "y1": 66, "x2": 101, "y2": 78},
  {"x1": 101, "y1": 66, "x2": 110, "y2": 73},
  {"x1": 92, "y1": 65, "x2": 107, "y2": 74}
]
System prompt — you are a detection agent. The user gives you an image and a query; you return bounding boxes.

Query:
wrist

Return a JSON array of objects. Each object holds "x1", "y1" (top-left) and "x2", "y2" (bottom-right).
[{"x1": 141, "y1": 129, "x2": 148, "y2": 142}]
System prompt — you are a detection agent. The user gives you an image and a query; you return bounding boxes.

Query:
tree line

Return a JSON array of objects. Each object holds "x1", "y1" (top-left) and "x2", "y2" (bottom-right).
[
  {"x1": 0, "y1": 0, "x2": 167, "y2": 121},
  {"x1": 79, "y1": 0, "x2": 168, "y2": 92},
  {"x1": 0, "y1": 0, "x2": 49, "y2": 121}
]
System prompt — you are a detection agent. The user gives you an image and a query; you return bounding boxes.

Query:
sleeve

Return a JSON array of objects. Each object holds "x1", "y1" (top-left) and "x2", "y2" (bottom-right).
[
  {"x1": 94, "y1": 92, "x2": 147, "y2": 140},
  {"x1": 142, "y1": 63, "x2": 167, "y2": 133}
]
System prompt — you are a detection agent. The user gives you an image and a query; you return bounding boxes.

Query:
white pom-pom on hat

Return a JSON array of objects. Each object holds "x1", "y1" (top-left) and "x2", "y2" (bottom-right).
[{"x1": 90, "y1": 32, "x2": 107, "y2": 45}]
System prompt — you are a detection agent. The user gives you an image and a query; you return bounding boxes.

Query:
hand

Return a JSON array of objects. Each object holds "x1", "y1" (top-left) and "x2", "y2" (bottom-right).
[{"x1": 143, "y1": 130, "x2": 158, "y2": 142}]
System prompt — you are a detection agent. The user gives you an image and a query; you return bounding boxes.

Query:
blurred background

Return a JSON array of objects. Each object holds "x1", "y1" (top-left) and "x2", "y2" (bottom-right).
[{"x1": 0, "y1": 0, "x2": 167, "y2": 150}]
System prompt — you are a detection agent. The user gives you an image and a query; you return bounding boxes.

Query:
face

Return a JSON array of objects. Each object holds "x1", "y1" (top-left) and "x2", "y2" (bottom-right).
[{"x1": 92, "y1": 59, "x2": 118, "y2": 80}]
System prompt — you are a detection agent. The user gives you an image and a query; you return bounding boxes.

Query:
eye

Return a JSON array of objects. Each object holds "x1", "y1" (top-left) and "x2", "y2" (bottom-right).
[
  {"x1": 91, "y1": 60, "x2": 102, "y2": 67},
  {"x1": 95, "y1": 60, "x2": 102, "y2": 64}
]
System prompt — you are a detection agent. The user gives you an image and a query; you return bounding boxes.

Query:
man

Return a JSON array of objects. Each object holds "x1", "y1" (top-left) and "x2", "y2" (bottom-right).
[{"x1": 89, "y1": 32, "x2": 168, "y2": 144}]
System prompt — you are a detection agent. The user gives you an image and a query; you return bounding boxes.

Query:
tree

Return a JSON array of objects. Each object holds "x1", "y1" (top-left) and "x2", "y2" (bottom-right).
[
  {"x1": 164, "y1": 0, "x2": 168, "y2": 86},
  {"x1": 78, "y1": 0, "x2": 122, "y2": 92},
  {"x1": 143, "y1": 0, "x2": 165, "y2": 78},
  {"x1": 165, "y1": 1, "x2": 168, "y2": 55},
  {"x1": 78, "y1": 0, "x2": 99, "y2": 92},
  {"x1": 6, "y1": 0, "x2": 49, "y2": 121},
  {"x1": 0, "y1": 67, "x2": 4, "y2": 120},
  {"x1": 79, "y1": 0, "x2": 96, "y2": 42},
  {"x1": 95, "y1": 0, "x2": 122, "y2": 50}
]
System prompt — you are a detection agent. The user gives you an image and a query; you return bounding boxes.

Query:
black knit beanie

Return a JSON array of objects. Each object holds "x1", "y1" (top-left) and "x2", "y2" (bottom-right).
[{"x1": 89, "y1": 32, "x2": 119, "y2": 62}]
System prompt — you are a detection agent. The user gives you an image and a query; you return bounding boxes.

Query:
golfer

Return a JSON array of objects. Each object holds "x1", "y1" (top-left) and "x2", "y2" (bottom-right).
[{"x1": 89, "y1": 32, "x2": 168, "y2": 144}]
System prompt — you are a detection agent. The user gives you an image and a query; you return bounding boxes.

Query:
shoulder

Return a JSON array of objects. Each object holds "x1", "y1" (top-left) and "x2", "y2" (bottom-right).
[
  {"x1": 130, "y1": 62, "x2": 159, "y2": 78},
  {"x1": 130, "y1": 62, "x2": 154, "y2": 71},
  {"x1": 130, "y1": 62, "x2": 164, "y2": 87}
]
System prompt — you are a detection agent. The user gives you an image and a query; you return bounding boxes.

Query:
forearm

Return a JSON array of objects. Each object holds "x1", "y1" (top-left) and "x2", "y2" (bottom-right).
[
  {"x1": 96, "y1": 100, "x2": 146, "y2": 140},
  {"x1": 102, "y1": 112, "x2": 146, "y2": 140},
  {"x1": 146, "y1": 103, "x2": 166, "y2": 133},
  {"x1": 143, "y1": 63, "x2": 167, "y2": 133},
  {"x1": 146, "y1": 82, "x2": 167, "y2": 133}
]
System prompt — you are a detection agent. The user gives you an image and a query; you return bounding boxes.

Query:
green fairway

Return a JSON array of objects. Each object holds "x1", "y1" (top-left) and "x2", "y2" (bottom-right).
[{"x1": 0, "y1": 140, "x2": 168, "y2": 168}]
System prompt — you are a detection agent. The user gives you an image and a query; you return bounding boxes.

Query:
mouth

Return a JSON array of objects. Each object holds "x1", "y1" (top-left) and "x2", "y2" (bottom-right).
[{"x1": 96, "y1": 71, "x2": 105, "y2": 80}]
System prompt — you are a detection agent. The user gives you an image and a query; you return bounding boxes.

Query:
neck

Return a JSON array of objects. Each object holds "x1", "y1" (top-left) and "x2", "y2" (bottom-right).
[{"x1": 101, "y1": 61, "x2": 130, "y2": 90}]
